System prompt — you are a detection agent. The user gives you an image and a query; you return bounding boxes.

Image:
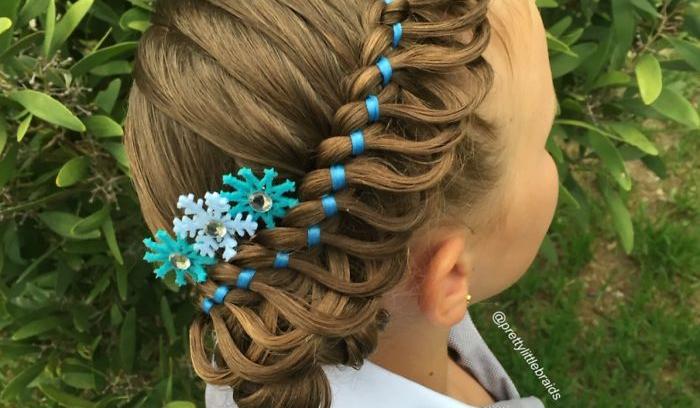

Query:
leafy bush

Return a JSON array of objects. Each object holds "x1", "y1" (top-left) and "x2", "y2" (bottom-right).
[
  {"x1": 0, "y1": 0, "x2": 697, "y2": 407},
  {"x1": 540, "y1": 0, "x2": 699, "y2": 255}
]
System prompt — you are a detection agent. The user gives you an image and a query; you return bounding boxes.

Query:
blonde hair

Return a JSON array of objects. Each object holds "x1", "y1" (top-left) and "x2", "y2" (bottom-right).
[{"x1": 124, "y1": 0, "x2": 498, "y2": 406}]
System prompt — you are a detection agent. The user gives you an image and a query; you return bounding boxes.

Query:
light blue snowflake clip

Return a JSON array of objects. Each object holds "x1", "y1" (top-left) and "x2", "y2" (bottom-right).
[
  {"x1": 221, "y1": 167, "x2": 299, "y2": 228},
  {"x1": 173, "y1": 192, "x2": 258, "y2": 261},
  {"x1": 143, "y1": 229, "x2": 216, "y2": 287}
]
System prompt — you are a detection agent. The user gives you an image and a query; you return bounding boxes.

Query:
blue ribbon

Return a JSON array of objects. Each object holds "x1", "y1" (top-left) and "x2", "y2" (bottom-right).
[
  {"x1": 236, "y1": 268, "x2": 256, "y2": 290},
  {"x1": 376, "y1": 56, "x2": 393, "y2": 86},
  {"x1": 274, "y1": 252, "x2": 290, "y2": 269},
  {"x1": 391, "y1": 23, "x2": 403, "y2": 48},
  {"x1": 330, "y1": 164, "x2": 347, "y2": 191},
  {"x1": 202, "y1": 286, "x2": 231, "y2": 313},
  {"x1": 350, "y1": 130, "x2": 365, "y2": 156},
  {"x1": 201, "y1": 298, "x2": 215, "y2": 314},
  {"x1": 365, "y1": 95, "x2": 380, "y2": 123},
  {"x1": 307, "y1": 225, "x2": 321, "y2": 248},
  {"x1": 212, "y1": 285, "x2": 230, "y2": 303},
  {"x1": 322, "y1": 195, "x2": 338, "y2": 217}
]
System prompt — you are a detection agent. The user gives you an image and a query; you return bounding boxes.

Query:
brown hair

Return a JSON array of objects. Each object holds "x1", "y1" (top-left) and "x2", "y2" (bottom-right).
[{"x1": 124, "y1": 0, "x2": 499, "y2": 406}]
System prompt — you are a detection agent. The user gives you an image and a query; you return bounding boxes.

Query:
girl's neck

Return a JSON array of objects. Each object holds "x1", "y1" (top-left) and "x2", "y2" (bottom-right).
[
  {"x1": 368, "y1": 303, "x2": 495, "y2": 406},
  {"x1": 369, "y1": 313, "x2": 450, "y2": 393}
]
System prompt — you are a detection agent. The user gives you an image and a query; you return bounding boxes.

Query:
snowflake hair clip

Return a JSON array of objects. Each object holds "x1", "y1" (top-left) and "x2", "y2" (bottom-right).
[
  {"x1": 221, "y1": 167, "x2": 299, "y2": 228},
  {"x1": 173, "y1": 192, "x2": 258, "y2": 261},
  {"x1": 143, "y1": 167, "x2": 298, "y2": 288},
  {"x1": 143, "y1": 230, "x2": 216, "y2": 287}
]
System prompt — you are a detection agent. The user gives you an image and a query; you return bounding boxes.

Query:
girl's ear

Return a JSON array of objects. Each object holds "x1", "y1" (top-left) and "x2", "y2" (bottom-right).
[{"x1": 413, "y1": 230, "x2": 471, "y2": 327}]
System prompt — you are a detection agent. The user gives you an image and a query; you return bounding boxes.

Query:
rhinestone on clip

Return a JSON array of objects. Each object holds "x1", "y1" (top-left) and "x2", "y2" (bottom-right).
[
  {"x1": 169, "y1": 253, "x2": 191, "y2": 270},
  {"x1": 248, "y1": 191, "x2": 273, "y2": 213},
  {"x1": 205, "y1": 220, "x2": 227, "y2": 239}
]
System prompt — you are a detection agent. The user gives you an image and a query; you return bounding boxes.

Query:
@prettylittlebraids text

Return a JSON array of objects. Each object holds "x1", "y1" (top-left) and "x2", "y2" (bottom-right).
[{"x1": 492, "y1": 311, "x2": 561, "y2": 401}]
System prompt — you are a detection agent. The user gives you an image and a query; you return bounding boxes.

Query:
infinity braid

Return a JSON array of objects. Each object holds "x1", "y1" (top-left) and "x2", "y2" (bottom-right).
[{"x1": 126, "y1": 0, "x2": 495, "y2": 407}]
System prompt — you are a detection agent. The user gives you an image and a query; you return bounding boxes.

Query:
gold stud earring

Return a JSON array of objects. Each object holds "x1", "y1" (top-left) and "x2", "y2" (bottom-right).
[{"x1": 465, "y1": 294, "x2": 472, "y2": 307}]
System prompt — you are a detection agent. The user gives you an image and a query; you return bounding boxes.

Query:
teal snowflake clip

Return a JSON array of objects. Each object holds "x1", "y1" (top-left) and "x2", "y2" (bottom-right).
[
  {"x1": 143, "y1": 229, "x2": 216, "y2": 287},
  {"x1": 221, "y1": 168, "x2": 299, "y2": 228}
]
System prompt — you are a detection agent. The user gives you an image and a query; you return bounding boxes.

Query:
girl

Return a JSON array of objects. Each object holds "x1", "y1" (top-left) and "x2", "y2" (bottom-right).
[{"x1": 124, "y1": 0, "x2": 558, "y2": 407}]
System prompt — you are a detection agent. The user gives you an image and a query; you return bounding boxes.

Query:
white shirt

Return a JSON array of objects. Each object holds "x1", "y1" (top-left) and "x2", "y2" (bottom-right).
[{"x1": 206, "y1": 312, "x2": 545, "y2": 408}]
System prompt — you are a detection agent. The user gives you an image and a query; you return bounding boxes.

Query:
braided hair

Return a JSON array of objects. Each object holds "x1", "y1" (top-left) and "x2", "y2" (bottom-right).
[{"x1": 124, "y1": 0, "x2": 498, "y2": 406}]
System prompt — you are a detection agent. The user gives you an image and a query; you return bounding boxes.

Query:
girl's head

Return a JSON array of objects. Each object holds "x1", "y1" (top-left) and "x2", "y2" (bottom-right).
[{"x1": 124, "y1": 0, "x2": 557, "y2": 407}]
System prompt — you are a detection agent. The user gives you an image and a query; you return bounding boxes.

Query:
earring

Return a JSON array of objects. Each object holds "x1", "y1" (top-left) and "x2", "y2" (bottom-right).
[{"x1": 465, "y1": 294, "x2": 472, "y2": 307}]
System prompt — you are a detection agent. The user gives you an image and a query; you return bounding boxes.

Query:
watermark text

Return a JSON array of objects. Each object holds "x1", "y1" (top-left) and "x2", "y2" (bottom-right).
[{"x1": 492, "y1": 311, "x2": 561, "y2": 401}]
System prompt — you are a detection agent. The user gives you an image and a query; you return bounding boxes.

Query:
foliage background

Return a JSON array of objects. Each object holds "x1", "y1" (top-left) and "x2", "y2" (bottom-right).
[{"x1": 0, "y1": 0, "x2": 698, "y2": 407}]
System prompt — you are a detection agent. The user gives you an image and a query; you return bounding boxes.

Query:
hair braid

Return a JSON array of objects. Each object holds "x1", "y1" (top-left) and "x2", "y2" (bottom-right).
[{"x1": 125, "y1": 0, "x2": 496, "y2": 407}]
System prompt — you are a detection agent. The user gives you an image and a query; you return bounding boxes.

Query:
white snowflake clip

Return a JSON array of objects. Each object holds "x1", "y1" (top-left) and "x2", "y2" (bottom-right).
[{"x1": 173, "y1": 192, "x2": 258, "y2": 262}]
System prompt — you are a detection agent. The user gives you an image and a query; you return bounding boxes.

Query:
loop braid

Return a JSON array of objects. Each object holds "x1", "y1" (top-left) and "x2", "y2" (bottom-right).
[{"x1": 126, "y1": 0, "x2": 496, "y2": 407}]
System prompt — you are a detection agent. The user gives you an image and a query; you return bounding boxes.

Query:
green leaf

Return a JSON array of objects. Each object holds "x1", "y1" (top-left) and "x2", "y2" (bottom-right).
[
  {"x1": 85, "y1": 271, "x2": 110, "y2": 304},
  {"x1": 0, "y1": 116, "x2": 7, "y2": 155},
  {"x1": 0, "y1": 145, "x2": 18, "y2": 189},
  {"x1": 600, "y1": 182, "x2": 634, "y2": 254},
  {"x1": 95, "y1": 395, "x2": 128, "y2": 408},
  {"x1": 611, "y1": 0, "x2": 637, "y2": 69},
  {"x1": 110, "y1": 304, "x2": 123, "y2": 326},
  {"x1": 160, "y1": 296, "x2": 176, "y2": 345},
  {"x1": 61, "y1": 371, "x2": 96, "y2": 390},
  {"x1": 546, "y1": 32, "x2": 577, "y2": 57},
  {"x1": 0, "y1": 343, "x2": 39, "y2": 360},
  {"x1": 555, "y1": 119, "x2": 618, "y2": 139},
  {"x1": 39, "y1": 384, "x2": 96, "y2": 408},
  {"x1": 56, "y1": 156, "x2": 90, "y2": 187},
  {"x1": 115, "y1": 264, "x2": 128, "y2": 301},
  {"x1": 17, "y1": 0, "x2": 49, "y2": 27},
  {"x1": 129, "y1": 0, "x2": 155, "y2": 12},
  {"x1": 629, "y1": 0, "x2": 660, "y2": 18},
  {"x1": 55, "y1": 263, "x2": 76, "y2": 297},
  {"x1": 546, "y1": 134, "x2": 563, "y2": 164},
  {"x1": 70, "y1": 41, "x2": 138, "y2": 76},
  {"x1": 49, "y1": 0, "x2": 94, "y2": 56},
  {"x1": 538, "y1": 234, "x2": 558, "y2": 265},
  {"x1": 548, "y1": 16, "x2": 572, "y2": 37},
  {"x1": 38, "y1": 211, "x2": 101, "y2": 240},
  {"x1": 550, "y1": 43, "x2": 597, "y2": 78},
  {"x1": 536, "y1": 0, "x2": 558, "y2": 8},
  {"x1": 103, "y1": 142, "x2": 129, "y2": 167},
  {"x1": 16, "y1": 113, "x2": 31, "y2": 142},
  {"x1": 42, "y1": 0, "x2": 55, "y2": 58},
  {"x1": 89, "y1": 60, "x2": 132, "y2": 76},
  {"x1": 558, "y1": 183, "x2": 581, "y2": 210},
  {"x1": 120, "y1": 308, "x2": 136, "y2": 372},
  {"x1": 0, "y1": 31, "x2": 42, "y2": 60},
  {"x1": 94, "y1": 78, "x2": 122, "y2": 114},
  {"x1": 667, "y1": 38, "x2": 700, "y2": 72},
  {"x1": 608, "y1": 122, "x2": 658, "y2": 156},
  {"x1": 85, "y1": 115, "x2": 123, "y2": 138},
  {"x1": 12, "y1": 317, "x2": 62, "y2": 340},
  {"x1": 641, "y1": 154, "x2": 667, "y2": 179},
  {"x1": 101, "y1": 217, "x2": 123, "y2": 265},
  {"x1": 164, "y1": 402, "x2": 196, "y2": 408},
  {"x1": 635, "y1": 54, "x2": 663, "y2": 105},
  {"x1": 591, "y1": 71, "x2": 631, "y2": 89},
  {"x1": 0, "y1": 17, "x2": 11, "y2": 35},
  {"x1": 8, "y1": 90, "x2": 85, "y2": 132},
  {"x1": 562, "y1": 26, "x2": 584, "y2": 43},
  {"x1": 651, "y1": 88, "x2": 700, "y2": 128},
  {"x1": 586, "y1": 130, "x2": 632, "y2": 191},
  {"x1": 0, "y1": 360, "x2": 46, "y2": 400},
  {"x1": 687, "y1": 2, "x2": 700, "y2": 38},
  {"x1": 119, "y1": 8, "x2": 150, "y2": 32},
  {"x1": 72, "y1": 205, "x2": 109, "y2": 234}
]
